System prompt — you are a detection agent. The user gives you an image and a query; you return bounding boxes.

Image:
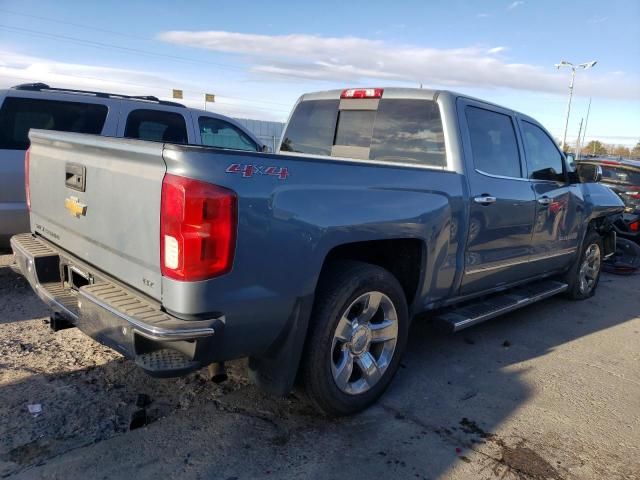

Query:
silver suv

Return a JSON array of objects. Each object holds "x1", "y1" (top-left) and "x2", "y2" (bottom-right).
[{"x1": 0, "y1": 83, "x2": 264, "y2": 247}]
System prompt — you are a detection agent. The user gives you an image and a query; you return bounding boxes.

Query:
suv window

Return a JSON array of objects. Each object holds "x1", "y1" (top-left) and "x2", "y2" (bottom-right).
[
  {"x1": 521, "y1": 121, "x2": 565, "y2": 182},
  {"x1": 465, "y1": 106, "x2": 521, "y2": 178},
  {"x1": 199, "y1": 117, "x2": 258, "y2": 151},
  {"x1": 124, "y1": 109, "x2": 187, "y2": 144},
  {"x1": 281, "y1": 98, "x2": 446, "y2": 167},
  {"x1": 0, "y1": 97, "x2": 108, "y2": 150},
  {"x1": 600, "y1": 164, "x2": 640, "y2": 186}
]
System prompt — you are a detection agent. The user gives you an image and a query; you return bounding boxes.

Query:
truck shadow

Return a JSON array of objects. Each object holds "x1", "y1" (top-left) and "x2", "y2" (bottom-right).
[{"x1": 0, "y1": 273, "x2": 638, "y2": 479}]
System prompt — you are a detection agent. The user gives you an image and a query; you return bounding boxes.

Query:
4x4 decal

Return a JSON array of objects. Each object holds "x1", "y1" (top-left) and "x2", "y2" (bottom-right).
[{"x1": 226, "y1": 163, "x2": 289, "y2": 180}]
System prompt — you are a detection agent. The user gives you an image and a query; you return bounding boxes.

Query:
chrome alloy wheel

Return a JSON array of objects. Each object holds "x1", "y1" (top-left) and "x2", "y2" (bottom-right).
[
  {"x1": 578, "y1": 243, "x2": 601, "y2": 295},
  {"x1": 330, "y1": 291, "x2": 399, "y2": 395}
]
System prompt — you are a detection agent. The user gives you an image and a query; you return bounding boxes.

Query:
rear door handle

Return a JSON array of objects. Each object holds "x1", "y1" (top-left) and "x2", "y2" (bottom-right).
[
  {"x1": 473, "y1": 195, "x2": 497, "y2": 205},
  {"x1": 538, "y1": 196, "x2": 552, "y2": 206}
]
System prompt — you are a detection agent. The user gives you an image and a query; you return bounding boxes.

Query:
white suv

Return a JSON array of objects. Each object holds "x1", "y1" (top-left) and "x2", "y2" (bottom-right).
[{"x1": 0, "y1": 83, "x2": 264, "y2": 247}]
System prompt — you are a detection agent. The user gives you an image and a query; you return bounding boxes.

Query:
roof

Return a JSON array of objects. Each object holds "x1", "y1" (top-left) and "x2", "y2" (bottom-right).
[
  {"x1": 296, "y1": 87, "x2": 535, "y2": 121},
  {"x1": 6, "y1": 82, "x2": 186, "y2": 108},
  {"x1": 579, "y1": 157, "x2": 640, "y2": 170}
]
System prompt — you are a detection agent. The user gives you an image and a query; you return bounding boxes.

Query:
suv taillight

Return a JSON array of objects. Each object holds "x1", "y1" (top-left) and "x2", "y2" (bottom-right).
[
  {"x1": 24, "y1": 148, "x2": 31, "y2": 211},
  {"x1": 160, "y1": 174, "x2": 237, "y2": 281}
]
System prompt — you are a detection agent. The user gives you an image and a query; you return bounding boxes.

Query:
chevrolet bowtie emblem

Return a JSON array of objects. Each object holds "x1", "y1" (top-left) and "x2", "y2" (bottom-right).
[{"x1": 64, "y1": 196, "x2": 87, "y2": 217}]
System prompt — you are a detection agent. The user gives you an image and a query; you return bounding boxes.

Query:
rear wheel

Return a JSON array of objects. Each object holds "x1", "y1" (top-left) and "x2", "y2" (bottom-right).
[
  {"x1": 300, "y1": 261, "x2": 409, "y2": 416},
  {"x1": 564, "y1": 230, "x2": 603, "y2": 300}
]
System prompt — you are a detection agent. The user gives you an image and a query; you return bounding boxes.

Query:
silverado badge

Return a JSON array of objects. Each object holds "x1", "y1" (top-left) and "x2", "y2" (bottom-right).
[{"x1": 64, "y1": 196, "x2": 87, "y2": 217}]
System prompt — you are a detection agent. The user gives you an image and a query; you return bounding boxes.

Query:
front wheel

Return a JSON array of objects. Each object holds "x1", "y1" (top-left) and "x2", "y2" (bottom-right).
[
  {"x1": 564, "y1": 230, "x2": 603, "y2": 300},
  {"x1": 300, "y1": 261, "x2": 409, "y2": 416}
]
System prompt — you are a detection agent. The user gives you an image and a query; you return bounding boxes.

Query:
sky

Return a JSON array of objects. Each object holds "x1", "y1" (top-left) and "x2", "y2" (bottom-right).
[{"x1": 0, "y1": 0, "x2": 638, "y2": 146}]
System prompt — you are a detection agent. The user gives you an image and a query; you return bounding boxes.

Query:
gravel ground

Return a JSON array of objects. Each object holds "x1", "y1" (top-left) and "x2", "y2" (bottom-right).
[{"x1": 0, "y1": 251, "x2": 638, "y2": 480}]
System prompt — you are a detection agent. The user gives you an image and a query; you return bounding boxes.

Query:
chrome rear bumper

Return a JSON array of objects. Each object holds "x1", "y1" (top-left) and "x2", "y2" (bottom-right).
[{"x1": 11, "y1": 233, "x2": 223, "y2": 377}]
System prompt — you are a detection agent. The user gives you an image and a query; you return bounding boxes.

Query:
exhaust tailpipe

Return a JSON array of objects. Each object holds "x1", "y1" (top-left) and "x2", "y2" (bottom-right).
[{"x1": 207, "y1": 362, "x2": 228, "y2": 383}]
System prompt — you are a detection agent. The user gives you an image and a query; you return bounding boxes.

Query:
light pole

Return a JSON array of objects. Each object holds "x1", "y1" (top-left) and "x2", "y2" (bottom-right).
[
  {"x1": 555, "y1": 60, "x2": 597, "y2": 151},
  {"x1": 579, "y1": 97, "x2": 592, "y2": 159}
]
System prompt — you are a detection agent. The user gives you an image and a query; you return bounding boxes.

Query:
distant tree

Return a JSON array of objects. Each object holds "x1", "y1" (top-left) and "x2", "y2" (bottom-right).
[
  {"x1": 612, "y1": 145, "x2": 631, "y2": 158},
  {"x1": 584, "y1": 140, "x2": 608, "y2": 156},
  {"x1": 631, "y1": 141, "x2": 640, "y2": 159}
]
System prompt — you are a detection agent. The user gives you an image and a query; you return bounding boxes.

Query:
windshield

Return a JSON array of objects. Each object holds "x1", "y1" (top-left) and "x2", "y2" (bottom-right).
[{"x1": 281, "y1": 98, "x2": 446, "y2": 167}]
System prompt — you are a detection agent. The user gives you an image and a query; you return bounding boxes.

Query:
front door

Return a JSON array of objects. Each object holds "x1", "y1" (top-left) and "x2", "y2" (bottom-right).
[
  {"x1": 458, "y1": 99, "x2": 537, "y2": 295},
  {"x1": 519, "y1": 119, "x2": 583, "y2": 273}
]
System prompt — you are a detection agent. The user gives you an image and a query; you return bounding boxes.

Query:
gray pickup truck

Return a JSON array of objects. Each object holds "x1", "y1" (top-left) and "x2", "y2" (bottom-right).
[{"x1": 12, "y1": 87, "x2": 623, "y2": 415}]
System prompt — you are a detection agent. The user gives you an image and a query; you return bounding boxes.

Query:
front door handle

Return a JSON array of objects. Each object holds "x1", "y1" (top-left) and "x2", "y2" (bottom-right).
[
  {"x1": 474, "y1": 195, "x2": 497, "y2": 205},
  {"x1": 538, "y1": 196, "x2": 553, "y2": 206}
]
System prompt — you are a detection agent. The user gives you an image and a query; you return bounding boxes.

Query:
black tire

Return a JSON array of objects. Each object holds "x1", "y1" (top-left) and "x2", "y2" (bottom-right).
[
  {"x1": 564, "y1": 230, "x2": 603, "y2": 300},
  {"x1": 300, "y1": 261, "x2": 409, "y2": 416}
]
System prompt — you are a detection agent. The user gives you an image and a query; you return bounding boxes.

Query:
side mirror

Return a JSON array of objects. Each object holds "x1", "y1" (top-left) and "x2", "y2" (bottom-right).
[
  {"x1": 577, "y1": 163, "x2": 603, "y2": 183},
  {"x1": 565, "y1": 153, "x2": 576, "y2": 172},
  {"x1": 592, "y1": 164, "x2": 603, "y2": 182}
]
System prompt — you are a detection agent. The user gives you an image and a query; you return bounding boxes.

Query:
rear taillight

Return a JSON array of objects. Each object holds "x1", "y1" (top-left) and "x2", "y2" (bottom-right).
[
  {"x1": 160, "y1": 174, "x2": 237, "y2": 281},
  {"x1": 630, "y1": 220, "x2": 639, "y2": 232},
  {"x1": 340, "y1": 88, "x2": 383, "y2": 99},
  {"x1": 24, "y1": 148, "x2": 31, "y2": 211}
]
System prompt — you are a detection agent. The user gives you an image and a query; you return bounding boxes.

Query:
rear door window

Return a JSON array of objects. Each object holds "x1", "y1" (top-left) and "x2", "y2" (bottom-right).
[
  {"x1": 124, "y1": 109, "x2": 188, "y2": 144},
  {"x1": 465, "y1": 106, "x2": 522, "y2": 178},
  {"x1": 0, "y1": 97, "x2": 108, "y2": 150},
  {"x1": 281, "y1": 98, "x2": 446, "y2": 167},
  {"x1": 521, "y1": 121, "x2": 565, "y2": 182},
  {"x1": 198, "y1": 117, "x2": 258, "y2": 151}
]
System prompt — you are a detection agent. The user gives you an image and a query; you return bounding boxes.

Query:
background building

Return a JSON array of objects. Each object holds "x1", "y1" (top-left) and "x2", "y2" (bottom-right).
[{"x1": 234, "y1": 118, "x2": 285, "y2": 152}]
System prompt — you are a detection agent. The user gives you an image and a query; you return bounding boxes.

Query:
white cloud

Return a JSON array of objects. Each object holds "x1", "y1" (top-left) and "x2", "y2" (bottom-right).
[
  {"x1": 158, "y1": 30, "x2": 640, "y2": 100},
  {"x1": 487, "y1": 46, "x2": 507, "y2": 54},
  {"x1": 0, "y1": 50, "x2": 288, "y2": 120},
  {"x1": 477, "y1": 13, "x2": 491, "y2": 18},
  {"x1": 507, "y1": 1, "x2": 524, "y2": 10}
]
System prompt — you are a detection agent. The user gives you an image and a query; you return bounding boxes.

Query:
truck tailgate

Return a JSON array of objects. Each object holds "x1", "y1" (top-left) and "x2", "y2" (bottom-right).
[{"x1": 27, "y1": 130, "x2": 165, "y2": 300}]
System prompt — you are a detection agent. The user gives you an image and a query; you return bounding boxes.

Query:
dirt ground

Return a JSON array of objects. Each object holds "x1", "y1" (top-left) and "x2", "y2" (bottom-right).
[{"x1": 0, "y1": 251, "x2": 638, "y2": 480}]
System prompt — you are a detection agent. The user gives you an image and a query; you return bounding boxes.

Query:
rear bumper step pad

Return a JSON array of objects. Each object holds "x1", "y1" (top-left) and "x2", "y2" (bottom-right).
[{"x1": 11, "y1": 233, "x2": 222, "y2": 377}]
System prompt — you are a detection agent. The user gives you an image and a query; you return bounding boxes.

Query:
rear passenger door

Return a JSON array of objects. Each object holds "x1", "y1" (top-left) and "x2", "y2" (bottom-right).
[
  {"x1": 518, "y1": 118, "x2": 583, "y2": 273},
  {"x1": 457, "y1": 98, "x2": 537, "y2": 295},
  {"x1": 117, "y1": 105, "x2": 193, "y2": 144}
]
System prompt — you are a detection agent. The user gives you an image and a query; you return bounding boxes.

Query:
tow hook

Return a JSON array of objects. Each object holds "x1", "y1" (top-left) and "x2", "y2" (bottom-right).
[
  {"x1": 49, "y1": 312, "x2": 75, "y2": 332},
  {"x1": 207, "y1": 362, "x2": 228, "y2": 383}
]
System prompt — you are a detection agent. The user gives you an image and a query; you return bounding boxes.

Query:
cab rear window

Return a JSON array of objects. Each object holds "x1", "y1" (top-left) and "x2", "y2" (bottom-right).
[
  {"x1": 280, "y1": 100, "x2": 339, "y2": 156},
  {"x1": 0, "y1": 97, "x2": 108, "y2": 150},
  {"x1": 281, "y1": 98, "x2": 446, "y2": 167}
]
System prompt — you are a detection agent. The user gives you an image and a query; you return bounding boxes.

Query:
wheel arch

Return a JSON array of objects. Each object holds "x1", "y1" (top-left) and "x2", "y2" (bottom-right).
[{"x1": 248, "y1": 237, "x2": 426, "y2": 397}]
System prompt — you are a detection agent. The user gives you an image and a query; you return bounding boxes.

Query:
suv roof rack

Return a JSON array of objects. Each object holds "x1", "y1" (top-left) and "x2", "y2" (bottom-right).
[{"x1": 11, "y1": 83, "x2": 186, "y2": 108}]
